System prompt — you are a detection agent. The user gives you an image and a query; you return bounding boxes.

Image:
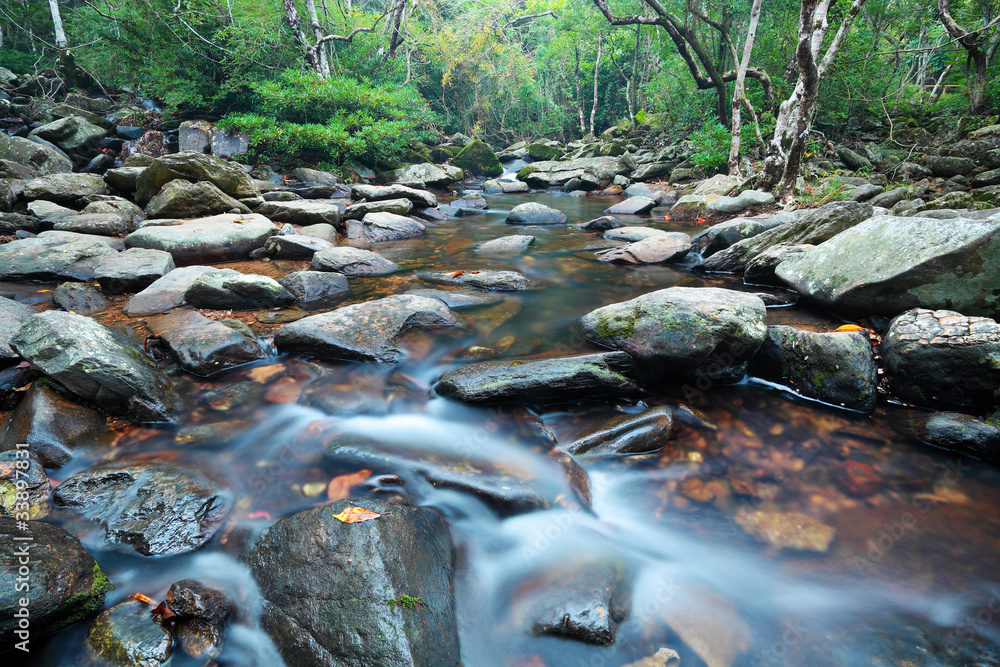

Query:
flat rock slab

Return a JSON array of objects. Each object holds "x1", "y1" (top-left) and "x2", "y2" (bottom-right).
[
  {"x1": 147, "y1": 308, "x2": 267, "y2": 376},
  {"x1": 406, "y1": 288, "x2": 504, "y2": 309},
  {"x1": 124, "y1": 213, "x2": 278, "y2": 264},
  {"x1": 596, "y1": 233, "x2": 691, "y2": 264},
  {"x1": 94, "y1": 247, "x2": 176, "y2": 294},
  {"x1": 262, "y1": 234, "x2": 335, "y2": 259},
  {"x1": 257, "y1": 200, "x2": 343, "y2": 226},
  {"x1": 52, "y1": 282, "x2": 110, "y2": 315},
  {"x1": 346, "y1": 212, "x2": 425, "y2": 242},
  {"x1": 274, "y1": 294, "x2": 459, "y2": 362},
  {"x1": 434, "y1": 351, "x2": 644, "y2": 405},
  {"x1": 311, "y1": 247, "x2": 399, "y2": 276},
  {"x1": 37, "y1": 230, "x2": 125, "y2": 250},
  {"x1": 10, "y1": 311, "x2": 177, "y2": 422},
  {"x1": 350, "y1": 183, "x2": 438, "y2": 208},
  {"x1": 53, "y1": 213, "x2": 129, "y2": 236},
  {"x1": 0, "y1": 296, "x2": 38, "y2": 359},
  {"x1": 476, "y1": 235, "x2": 535, "y2": 252},
  {"x1": 424, "y1": 270, "x2": 529, "y2": 291},
  {"x1": 184, "y1": 269, "x2": 295, "y2": 310},
  {"x1": 506, "y1": 202, "x2": 567, "y2": 225},
  {"x1": 23, "y1": 173, "x2": 108, "y2": 204},
  {"x1": 0, "y1": 236, "x2": 115, "y2": 281},
  {"x1": 344, "y1": 197, "x2": 413, "y2": 220},
  {"x1": 54, "y1": 461, "x2": 232, "y2": 556},
  {"x1": 125, "y1": 266, "x2": 223, "y2": 316},
  {"x1": 605, "y1": 196, "x2": 656, "y2": 216},
  {"x1": 706, "y1": 190, "x2": 774, "y2": 214},
  {"x1": 604, "y1": 226, "x2": 669, "y2": 242}
]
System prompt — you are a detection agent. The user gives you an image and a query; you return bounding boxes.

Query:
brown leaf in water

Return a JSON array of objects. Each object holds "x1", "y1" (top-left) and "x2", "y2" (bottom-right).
[
  {"x1": 332, "y1": 505, "x2": 383, "y2": 523},
  {"x1": 327, "y1": 470, "x2": 372, "y2": 501},
  {"x1": 130, "y1": 593, "x2": 155, "y2": 604},
  {"x1": 151, "y1": 601, "x2": 176, "y2": 619}
]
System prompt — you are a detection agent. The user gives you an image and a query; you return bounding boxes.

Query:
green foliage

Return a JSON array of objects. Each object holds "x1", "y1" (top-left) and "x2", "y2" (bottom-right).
[
  {"x1": 387, "y1": 595, "x2": 426, "y2": 611},
  {"x1": 689, "y1": 122, "x2": 731, "y2": 174},
  {"x1": 0, "y1": 48, "x2": 44, "y2": 74},
  {"x1": 218, "y1": 70, "x2": 437, "y2": 167}
]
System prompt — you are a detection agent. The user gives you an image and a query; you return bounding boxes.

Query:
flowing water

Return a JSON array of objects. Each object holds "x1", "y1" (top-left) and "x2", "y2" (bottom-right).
[{"x1": 11, "y1": 191, "x2": 1000, "y2": 666}]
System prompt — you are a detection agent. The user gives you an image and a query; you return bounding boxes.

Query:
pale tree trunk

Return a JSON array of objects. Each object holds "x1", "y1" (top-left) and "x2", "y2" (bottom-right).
[
  {"x1": 930, "y1": 64, "x2": 952, "y2": 101},
  {"x1": 283, "y1": 0, "x2": 383, "y2": 78},
  {"x1": 763, "y1": 0, "x2": 867, "y2": 202},
  {"x1": 304, "y1": 0, "x2": 330, "y2": 76},
  {"x1": 575, "y1": 46, "x2": 587, "y2": 136},
  {"x1": 589, "y1": 34, "x2": 602, "y2": 136},
  {"x1": 728, "y1": 0, "x2": 762, "y2": 177},
  {"x1": 48, "y1": 0, "x2": 67, "y2": 48},
  {"x1": 938, "y1": 0, "x2": 991, "y2": 114}
]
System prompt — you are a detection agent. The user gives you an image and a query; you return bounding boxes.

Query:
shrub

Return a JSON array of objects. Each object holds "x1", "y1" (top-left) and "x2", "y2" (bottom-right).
[{"x1": 690, "y1": 121, "x2": 731, "y2": 174}]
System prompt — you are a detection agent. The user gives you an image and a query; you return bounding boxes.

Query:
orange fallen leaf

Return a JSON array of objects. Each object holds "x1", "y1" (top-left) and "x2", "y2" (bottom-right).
[
  {"x1": 332, "y1": 505, "x2": 383, "y2": 523},
  {"x1": 663, "y1": 214, "x2": 671, "y2": 221},
  {"x1": 696, "y1": 217, "x2": 707, "y2": 223},
  {"x1": 449, "y1": 270, "x2": 465, "y2": 278},
  {"x1": 247, "y1": 510, "x2": 272, "y2": 520},
  {"x1": 130, "y1": 593, "x2": 155, "y2": 604},
  {"x1": 328, "y1": 470, "x2": 372, "y2": 502},
  {"x1": 836, "y1": 324, "x2": 864, "y2": 332}
]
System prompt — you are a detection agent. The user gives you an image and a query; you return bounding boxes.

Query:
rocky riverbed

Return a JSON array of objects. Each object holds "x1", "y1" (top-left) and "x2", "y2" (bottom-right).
[{"x1": 3, "y1": 107, "x2": 1000, "y2": 666}]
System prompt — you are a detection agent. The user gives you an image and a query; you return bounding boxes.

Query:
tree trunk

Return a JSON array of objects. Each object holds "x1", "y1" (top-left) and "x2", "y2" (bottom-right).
[
  {"x1": 590, "y1": 35, "x2": 602, "y2": 136},
  {"x1": 48, "y1": 0, "x2": 67, "y2": 48},
  {"x1": 575, "y1": 46, "x2": 586, "y2": 136},
  {"x1": 304, "y1": 0, "x2": 330, "y2": 76},
  {"x1": 971, "y1": 51, "x2": 987, "y2": 114},
  {"x1": 938, "y1": 0, "x2": 991, "y2": 114},
  {"x1": 728, "y1": 0, "x2": 762, "y2": 177}
]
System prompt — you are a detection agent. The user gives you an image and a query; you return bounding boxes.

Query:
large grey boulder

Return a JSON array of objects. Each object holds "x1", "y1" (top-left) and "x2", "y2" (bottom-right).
[
  {"x1": 104, "y1": 166, "x2": 144, "y2": 192},
  {"x1": 381, "y1": 163, "x2": 463, "y2": 188},
  {"x1": 247, "y1": 498, "x2": 459, "y2": 667},
  {"x1": 124, "y1": 213, "x2": 278, "y2": 264},
  {"x1": 52, "y1": 213, "x2": 129, "y2": 237},
  {"x1": 925, "y1": 155, "x2": 976, "y2": 177},
  {"x1": 423, "y1": 269, "x2": 529, "y2": 291},
  {"x1": 706, "y1": 190, "x2": 775, "y2": 214},
  {"x1": 604, "y1": 226, "x2": 668, "y2": 242},
  {"x1": 256, "y1": 200, "x2": 343, "y2": 226},
  {"x1": 262, "y1": 234, "x2": 335, "y2": 259},
  {"x1": 145, "y1": 179, "x2": 250, "y2": 219},
  {"x1": 692, "y1": 213, "x2": 794, "y2": 257},
  {"x1": 346, "y1": 212, "x2": 425, "y2": 242},
  {"x1": 124, "y1": 266, "x2": 224, "y2": 316},
  {"x1": 743, "y1": 243, "x2": 813, "y2": 286},
  {"x1": 311, "y1": 246, "x2": 399, "y2": 276},
  {"x1": 28, "y1": 116, "x2": 108, "y2": 151},
  {"x1": 0, "y1": 236, "x2": 115, "y2": 281},
  {"x1": 518, "y1": 156, "x2": 628, "y2": 189},
  {"x1": 94, "y1": 248, "x2": 176, "y2": 294},
  {"x1": 344, "y1": 197, "x2": 412, "y2": 220},
  {"x1": 0, "y1": 297, "x2": 38, "y2": 360},
  {"x1": 351, "y1": 183, "x2": 438, "y2": 208},
  {"x1": 274, "y1": 295, "x2": 459, "y2": 362},
  {"x1": 579, "y1": 287, "x2": 767, "y2": 382},
  {"x1": 695, "y1": 201, "x2": 873, "y2": 273},
  {"x1": 135, "y1": 151, "x2": 260, "y2": 206},
  {"x1": 882, "y1": 308, "x2": 1000, "y2": 410},
  {"x1": 184, "y1": 269, "x2": 295, "y2": 310},
  {"x1": 22, "y1": 173, "x2": 108, "y2": 204},
  {"x1": 434, "y1": 351, "x2": 644, "y2": 405},
  {"x1": 775, "y1": 216, "x2": 1000, "y2": 318},
  {"x1": 506, "y1": 202, "x2": 567, "y2": 225},
  {"x1": 595, "y1": 233, "x2": 691, "y2": 264},
  {"x1": 279, "y1": 270, "x2": 350, "y2": 307},
  {"x1": 10, "y1": 311, "x2": 177, "y2": 422},
  {"x1": 750, "y1": 326, "x2": 878, "y2": 411},
  {"x1": 0, "y1": 134, "x2": 73, "y2": 175},
  {"x1": 147, "y1": 308, "x2": 267, "y2": 375},
  {"x1": 477, "y1": 235, "x2": 535, "y2": 253}
]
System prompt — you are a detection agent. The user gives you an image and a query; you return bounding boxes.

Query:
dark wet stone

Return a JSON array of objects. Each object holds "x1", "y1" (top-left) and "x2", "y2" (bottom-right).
[
  {"x1": 54, "y1": 461, "x2": 233, "y2": 556},
  {"x1": 920, "y1": 412, "x2": 1000, "y2": 461},
  {"x1": 274, "y1": 294, "x2": 459, "y2": 363},
  {"x1": 579, "y1": 287, "x2": 767, "y2": 382},
  {"x1": 506, "y1": 202, "x2": 567, "y2": 225},
  {"x1": 596, "y1": 233, "x2": 691, "y2": 264},
  {"x1": 311, "y1": 246, "x2": 399, "y2": 276},
  {"x1": 87, "y1": 600, "x2": 172, "y2": 666},
  {"x1": 743, "y1": 242, "x2": 812, "y2": 286},
  {"x1": 124, "y1": 213, "x2": 278, "y2": 264},
  {"x1": 513, "y1": 556, "x2": 628, "y2": 646},
  {"x1": 0, "y1": 381, "x2": 107, "y2": 468},
  {"x1": 147, "y1": 308, "x2": 267, "y2": 376},
  {"x1": 435, "y1": 351, "x2": 643, "y2": 405},
  {"x1": 247, "y1": 498, "x2": 459, "y2": 667},
  {"x1": 52, "y1": 281, "x2": 111, "y2": 315},
  {"x1": 345, "y1": 211, "x2": 426, "y2": 242},
  {"x1": 52, "y1": 212, "x2": 129, "y2": 236},
  {"x1": 262, "y1": 234, "x2": 335, "y2": 259},
  {"x1": 477, "y1": 235, "x2": 535, "y2": 253},
  {"x1": 0, "y1": 517, "x2": 113, "y2": 650},
  {"x1": 0, "y1": 212, "x2": 42, "y2": 235},
  {"x1": 568, "y1": 406, "x2": 674, "y2": 457},
  {"x1": 184, "y1": 269, "x2": 296, "y2": 310},
  {"x1": 750, "y1": 326, "x2": 878, "y2": 411},
  {"x1": 423, "y1": 269, "x2": 529, "y2": 291},
  {"x1": 577, "y1": 215, "x2": 623, "y2": 231},
  {"x1": 0, "y1": 450, "x2": 51, "y2": 518},
  {"x1": 94, "y1": 247, "x2": 176, "y2": 294},
  {"x1": 11, "y1": 311, "x2": 177, "y2": 422},
  {"x1": 279, "y1": 270, "x2": 350, "y2": 308},
  {"x1": 406, "y1": 287, "x2": 504, "y2": 309},
  {"x1": 0, "y1": 296, "x2": 38, "y2": 359},
  {"x1": 882, "y1": 308, "x2": 1000, "y2": 410},
  {"x1": 166, "y1": 579, "x2": 233, "y2": 659},
  {"x1": 0, "y1": 235, "x2": 115, "y2": 281}
]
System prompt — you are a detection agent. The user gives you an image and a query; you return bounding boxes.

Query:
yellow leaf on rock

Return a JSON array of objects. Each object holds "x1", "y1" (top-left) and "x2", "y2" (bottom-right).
[{"x1": 332, "y1": 505, "x2": 383, "y2": 523}]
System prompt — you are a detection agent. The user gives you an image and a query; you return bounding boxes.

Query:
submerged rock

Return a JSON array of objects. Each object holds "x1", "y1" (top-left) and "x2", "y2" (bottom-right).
[
  {"x1": 87, "y1": 600, "x2": 173, "y2": 666},
  {"x1": 577, "y1": 215, "x2": 624, "y2": 231},
  {"x1": 54, "y1": 461, "x2": 233, "y2": 556},
  {"x1": 750, "y1": 326, "x2": 878, "y2": 411},
  {"x1": 311, "y1": 246, "x2": 400, "y2": 276},
  {"x1": 10, "y1": 311, "x2": 176, "y2": 422},
  {"x1": 424, "y1": 269, "x2": 529, "y2": 290},
  {"x1": 477, "y1": 235, "x2": 535, "y2": 253},
  {"x1": 247, "y1": 498, "x2": 459, "y2": 667},
  {"x1": 274, "y1": 295, "x2": 459, "y2": 362},
  {"x1": 595, "y1": 233, "x2": 691, "y2": 264},
  {"x1": 734, "y1": 510, "x2": 835, "y2": 552},
  {"x1": 579, "y1": 287, "x2": 767, "y2": 382},
  {"x1": 882, "y1": 308, "x2": 1000, "y2": 410},
  {"x1": 147, "y1": 308, "x2": 267, "y2": 376},
  {"x1": 435, "y1": 351, "x2": 643, "y2": 405},
  {"x1": 0, "y1": 518, "x2": 113, "y2": 650},
  {"x1": 406, "y1": 288, "x2": 504, "y2": 309},
  {"x1": 568, "y1": 406, "x2": 673, "y2": 456}
]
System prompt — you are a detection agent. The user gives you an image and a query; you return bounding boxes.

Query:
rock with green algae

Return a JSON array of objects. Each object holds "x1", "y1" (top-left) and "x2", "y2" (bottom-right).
[
  {"x1": 0, "y1": 450, "x2": 50, "y2": 518},
  {"x1": 87, "y1": 600, "x2": 172, "y2": 667},
  {"x1": 450, "y1": 139, "x2": 502, "y2": 177},
  {"x1": 0, "y1": 518, "x2": 113, "y2": 650}
]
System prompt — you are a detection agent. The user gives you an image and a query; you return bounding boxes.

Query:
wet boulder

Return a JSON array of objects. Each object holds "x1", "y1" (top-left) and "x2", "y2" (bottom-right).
[
  {"x1": 743, "y1": 243, "x2": 813, "y2": 286},
  {"x1": 424, "y1": 269, "x2": 529, "y2": 291},
  {"x1": 311, "y1": 246, "x2": 399, "y2": 276},
  {"x1": 568, "y1": 406, "x2": 673, "y2": 457},
  {"x1": 247, "y1": 498, "x2": 459, "y2": 667},
  {"x1": 0, "y1": 518, "x2": 113, "y2": 650},
  {"x1": 346, "y1": 211, "x2": 425, "y2": 242},
  {"x1": 274, "y1": 294, "x2": 459, "y2": 362},
  {"x1": 452, "y1": 193, "x2": 489, "y2": 210},
  {"x1": 10, "y1": 311, "x2": 176, "y2": 422},
  {"x1": 52, "y1": 282, "x2": 111, "y2": 315},
  {"x1": 595, "y1": 233, "x2": 691, "y2": 264},
  {"x1": 577, "y1": 216, "x2": 624, "y2": 231},
  {"x1": 134, "y1": 151, "x2": 260, "y2": 206},
  {"x1": 87, "y1": 601, "x2": 173, "y2": 666},
  {"x1": 257, "y1": 199, "x2": 343, "y2": 226},
  {"x1": 0, "y1": 212, "x2": 39, "y2": 234},
  {"x1": 604, "y1": 226, "x2": 668, "y2": 242},
  {"x1": 506, "y1": 202, "x2": 567, "y2": 225},
  {"x1": 775, "y1": 215, "x2": 1000, "y2": 318},
  {"x1": 344, "y1": 197, "x2": 413, "y2": 220},
  {"x1": 0, "y1": 134, "x2": 73, "y2": 175},
  {"x1": 916, "y1": 412, "x2": 1000, "y2": 461},
  {"x1": 0, "y1": 296, "x2": 38, "y2": 359},
  {"x1": 165, "y1": 579, "x2": 233, "y2": 659},
  {"x1": 0, "y1": 450, "x2": 51, "y2": 519},
  {"x1": 696, "y1": 201, "x2": 873, "y2": 273},
  {"x1": 147, "y1": 308, "x2": 267, "y2": 376},
  {"x1": 605, "y1": 196, "x2": 656, "y2": 216},
  {"x1": 124, "y1": 266, "x2": 225, "y2": 316},
  {"x1": 750, "y1": 326, "x2": 878, "y2": 411},
  {"x1": 29, "y1": 116, "x2": 108, "y2": 151},
  {"x1": 54, "y1": 461, "x2": 233, "y2": 556},
  {"x1": 0, "y1": 381, "x2": 107, "y2": 468},
  {"x1": 22, "y1": 173, "x2": 109, "y2": 204},
  {"x1": 435, "y1": 351, "x2": 644, "y2": 405},
  {"x1": 706, "y1": 189, "x2": 775, "y2": 215},
  {"x1": 451, "y1": 139, "x2": 503, "y2": 177},
  {"x1": 351, "y1": 183, "x2": 438, "y2": 208},
  {"x1": 259, "y1": 234, "x2": 333, "y2": 260},
  {"x1": 183, "y1": 269, "x2": 296, "y2": 310},
  {"x1": 279, "y1": 270, "x2": 350, "y2": 307},
  {"x1": 579, "y1": 287, "x2": 767, "y2": 382},
  {"x1": 882, "y1": 308, "x2": 1000, "y2": 410},
  {"x1": 691, "y1": 213, "x2": 793, "y2": 257},
  {"x1": 144, "y1": 179, "x2": 250, "y2": 219},
  {"x1": 52, "y1": 212, "x2": 129, "y2": 236},
  {"x1": 94, "y1": 247, "x2": 176, "y2": 294},
  {"x1": 124, "y1": 213, "x2": 278, "y2": 264},
  {"x1": 476, "y1": 235, "x2": 535, "y2": 253}
]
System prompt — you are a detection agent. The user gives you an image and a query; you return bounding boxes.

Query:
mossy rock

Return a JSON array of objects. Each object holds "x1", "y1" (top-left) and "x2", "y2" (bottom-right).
[{"x1": 450, "y1": 140, "x2": 502, "y2": 177}]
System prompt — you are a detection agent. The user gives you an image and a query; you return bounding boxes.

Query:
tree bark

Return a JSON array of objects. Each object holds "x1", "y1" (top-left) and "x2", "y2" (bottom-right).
[
  {"x1": 938, "y1": 0, "x2": 990, "y2": 114},
  {"x1": 48, "y1": 0, "x2": 67, "y2": 48},
  {"x1": 728, "y1": 0, "x2": 762, "y2": 177},
  {"x1": 575, "y1": 46, "x2": 586, "y2": 136},
  {"x1": 590, "y1": 34, "x2": 602, "y2": 136}
]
